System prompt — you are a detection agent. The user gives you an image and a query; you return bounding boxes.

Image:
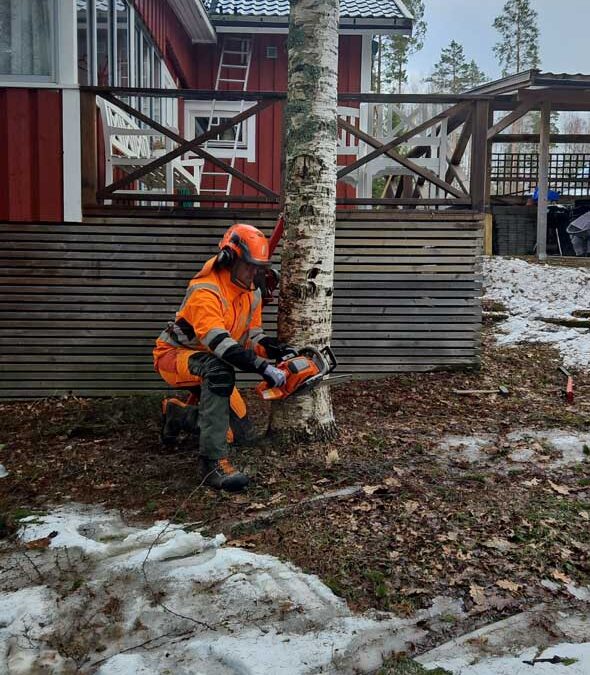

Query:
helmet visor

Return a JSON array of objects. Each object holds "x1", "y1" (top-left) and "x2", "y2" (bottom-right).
[{"x1": 231, "y1": 258, "x2": 261, "y2": 290}]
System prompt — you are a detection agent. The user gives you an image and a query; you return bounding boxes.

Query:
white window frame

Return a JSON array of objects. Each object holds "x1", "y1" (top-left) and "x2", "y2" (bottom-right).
[
  {"x1": 184, "y1": 100, "x2": 257, "y2": 162},
  {"x1": 0, "y1": 0, "x2": 60, "y2": 85}
]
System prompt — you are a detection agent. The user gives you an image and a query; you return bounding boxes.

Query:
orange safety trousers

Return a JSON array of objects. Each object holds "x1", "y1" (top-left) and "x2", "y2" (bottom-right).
[{"x1": 154, "y1": 346, "x2": 248, "y2": 424}]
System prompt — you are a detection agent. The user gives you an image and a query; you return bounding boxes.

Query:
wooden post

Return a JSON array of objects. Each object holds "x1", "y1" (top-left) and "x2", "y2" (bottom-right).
[
  {"x1": 484, "y1": 213, "x2": 493, "y2": 255},
  {"x1": 470, "y1": 100, "x2": 489, "y2": 213},
  {"x1": 80, "y1": 91, "x2": 97, "y2": 208},
  {"x1": 536, "y1": 100, "x2": 551, "y2": 261}
]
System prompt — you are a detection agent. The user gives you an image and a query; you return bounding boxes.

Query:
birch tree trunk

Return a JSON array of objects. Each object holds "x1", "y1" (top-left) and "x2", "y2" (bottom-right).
[{"x1": 268, "y1": 0, "x2": 339, "y2": 442}]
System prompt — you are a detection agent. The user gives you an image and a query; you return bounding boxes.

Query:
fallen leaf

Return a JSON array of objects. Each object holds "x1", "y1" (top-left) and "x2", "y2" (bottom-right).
[
  {"x1": 482, "y1": 537, "x2": 515, "y2": 552},
  {"x1": 551, "y1": 569, "x2": 573, "y2": 584},
  {"x1": 247, "y1": 502, "x2": 267, "y2": 511},
  {"x1": 579, "y1": 511, "x2": 589, "y2": 521},
  {"x1": 548, "y1": 481, "x2": 570, "y2": 495},
  {"x1": 325, "y1": 449, "x2": 340, "y2": 468},
  {"x1": 404, "y1": 500, "x2": 420, "y2": 515},
  {"x1": 496, "y1": 579, "x2": 520, "y2": 593},
  {"x1": 362, "y1": 485, "x2": 382, "y2": 496},
  {"x1": 25, "y1": 531, "x2": 58, "y2": 549},
  {"x1": 523, "y1": 478, "x2": 540, "y2": 487},
  {"x1": 383, "y1": 476, "x2": 401, "y2": 488},
  {"x1": 469, "y1": 583, "x2": 486, "y2": 606},
  {"x1": 353, "y1": 502, "x2": 373, "y2": 512}
]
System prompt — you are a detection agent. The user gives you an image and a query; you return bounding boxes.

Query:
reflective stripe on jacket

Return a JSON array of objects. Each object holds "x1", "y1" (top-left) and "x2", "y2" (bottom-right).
[{"x1": 153, "y1": 256, "x2": 267, "y2": 367}]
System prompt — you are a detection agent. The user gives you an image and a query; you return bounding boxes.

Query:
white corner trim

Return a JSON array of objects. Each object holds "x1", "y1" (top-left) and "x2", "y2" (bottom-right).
[
  {"x1": 57, "y1": 0, "x2": 78, "y2": 85},
  {"x1": 62, "y1": 89, "x2": 82, "y2": 222},
  {"x1": 360, "y1": 33, "x2": 372, "y2": 94},
  {"x1": 392, "y1": 0, "x2": 415, "y2": 20}
]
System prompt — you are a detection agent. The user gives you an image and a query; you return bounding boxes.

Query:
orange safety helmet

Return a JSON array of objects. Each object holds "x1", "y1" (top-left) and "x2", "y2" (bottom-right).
[{"x1": 217, "y1": 223, "x2": 270, "y2": 267}]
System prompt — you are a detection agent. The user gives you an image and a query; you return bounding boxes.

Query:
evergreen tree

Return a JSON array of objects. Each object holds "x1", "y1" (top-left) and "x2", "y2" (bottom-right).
[
  {"x1": 493, "y1": 0, "x2": 540, "y2": 76},
  {"x1": 463, "y1": 60, "x2": 488, "y2": 90},
  {"x1": 375, "y1": 0, "x2": 426, "y2": 93},
  {"x1": 426, "y1": 41, "x2": 487, "y2": 94}
]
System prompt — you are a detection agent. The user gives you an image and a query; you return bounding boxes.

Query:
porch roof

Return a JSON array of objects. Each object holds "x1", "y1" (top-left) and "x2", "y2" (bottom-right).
[{"x1": 204, "y1": 0, "x2": 413, "y2": 32}]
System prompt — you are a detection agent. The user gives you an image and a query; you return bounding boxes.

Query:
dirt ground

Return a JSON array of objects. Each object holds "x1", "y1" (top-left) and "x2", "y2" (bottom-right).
[{"x1": 1, "y1": 322, "x2": 590, "y2": 651}]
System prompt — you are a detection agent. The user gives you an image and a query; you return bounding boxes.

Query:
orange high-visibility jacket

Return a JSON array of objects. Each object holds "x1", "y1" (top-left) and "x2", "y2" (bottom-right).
[{"x1": 154, "y1": 257, "x2": 269, "y2": 375}]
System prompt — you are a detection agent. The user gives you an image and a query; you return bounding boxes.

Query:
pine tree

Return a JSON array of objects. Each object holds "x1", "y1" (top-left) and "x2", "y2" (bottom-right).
[
  {"x1": 378, "y1": 0, "x2": 426, "y2": 93},
  {"x1": 426, "y1": 41, "x2": 487, "y2": 94},
  {"x1": 493, "y1": 0, "x2": 540, "y2": 76},
  {"x1": 463, "y1": 60, "x2": 488, "y2": 90}
]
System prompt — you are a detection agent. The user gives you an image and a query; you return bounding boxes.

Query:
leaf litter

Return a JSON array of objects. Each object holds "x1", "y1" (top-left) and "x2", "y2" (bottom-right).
[{"x1": 1, "y1": 256, "x2": 590, "y2": 670}]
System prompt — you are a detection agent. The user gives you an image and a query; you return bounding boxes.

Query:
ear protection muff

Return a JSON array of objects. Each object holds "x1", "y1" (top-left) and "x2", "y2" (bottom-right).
[{"x1": 216, "y1": 247, "x2": 235, "y2": 267}]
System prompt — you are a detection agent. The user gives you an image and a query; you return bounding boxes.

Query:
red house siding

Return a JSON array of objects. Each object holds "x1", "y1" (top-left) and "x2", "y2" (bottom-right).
[
  {"x1": 191, "y1": 34, "x2": 362, "y2": 204},
  {"x1": 0, "y1": 89, "x2": 63, "y2": 222},
  {"x1": 132, "y1": 0, "x2": 201, "y2": 86}
]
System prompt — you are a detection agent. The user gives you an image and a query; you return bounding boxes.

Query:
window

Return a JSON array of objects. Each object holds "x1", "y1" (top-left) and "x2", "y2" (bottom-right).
[
  {"x1": 0, "y1": 0, "x2": 56, "y2": 81},
  {"x1": 185, "y1": 101, "x2": 256, "y2": 162},
  {"x1": 77, "y1": 0, "x2": 144, "y2": 88}
]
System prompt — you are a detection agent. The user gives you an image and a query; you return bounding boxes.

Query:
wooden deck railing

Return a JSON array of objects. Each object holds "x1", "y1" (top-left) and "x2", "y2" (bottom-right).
[{"x1": 80, "y1": 87, "x2": 496, "y2": 212}]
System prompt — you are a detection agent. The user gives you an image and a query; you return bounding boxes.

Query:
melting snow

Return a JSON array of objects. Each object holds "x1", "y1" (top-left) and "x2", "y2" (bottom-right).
[
  {"x1": 483, "y1": 257, "x2": 590, "y2": 369},
  {"x1": 1, "y1": 504, "x2": 437, "y2": 674}
]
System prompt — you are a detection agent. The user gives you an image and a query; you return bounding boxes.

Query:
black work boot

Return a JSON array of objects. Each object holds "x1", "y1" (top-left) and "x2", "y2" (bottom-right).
[
  {"x1": 160, "y1": 398, "x2": 199, "y2": 446},
  {"x1": 199, "y1": 456, "x2": 250, "y2": 492}
]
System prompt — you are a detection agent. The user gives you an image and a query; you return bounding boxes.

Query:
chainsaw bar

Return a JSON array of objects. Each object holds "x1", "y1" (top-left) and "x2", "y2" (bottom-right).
[{"x1": 290, "y1": 373, "x2": 352, "y2": 397}]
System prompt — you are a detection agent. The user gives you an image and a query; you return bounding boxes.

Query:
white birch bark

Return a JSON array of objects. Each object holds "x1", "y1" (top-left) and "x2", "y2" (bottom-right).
[{"x1": 269, "y1": 0, "x2": 339, "y2": 441}]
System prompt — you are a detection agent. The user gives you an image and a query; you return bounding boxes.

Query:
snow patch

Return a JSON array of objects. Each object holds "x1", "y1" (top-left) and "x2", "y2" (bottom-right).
[
  {"x1": 484, "y1": 256, "x2": 590, "y2": 369},
  {"x1": 2, "y1": 504, "x2": 429, "y2": 674}
]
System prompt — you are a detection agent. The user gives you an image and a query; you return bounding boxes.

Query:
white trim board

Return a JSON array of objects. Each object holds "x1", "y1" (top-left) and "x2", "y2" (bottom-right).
[{"x1": 62, "y1": 88, "x2": 82, "y2": 222}]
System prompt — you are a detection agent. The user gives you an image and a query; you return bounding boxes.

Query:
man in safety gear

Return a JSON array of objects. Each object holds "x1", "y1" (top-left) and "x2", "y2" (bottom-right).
[{"x1": 153, "y1": 223, "x2": 294, "y2": 492}]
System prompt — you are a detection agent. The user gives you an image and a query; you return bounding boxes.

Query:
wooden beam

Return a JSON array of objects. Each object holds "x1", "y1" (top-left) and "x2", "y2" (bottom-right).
[
  {"x1": 336, "y1": 197, "x2": 472, "y2": 206},
  {"x1": 486, "y1": 98, "x2": 540, "y2": 140},
  {"x1": 337, "y1": 101, "x2": 470, "y2": 181},
  {"x1": 97, "y1": 96, "x2": 278, "y2": 198},
  {"x1": 108, "y1": 193, "x2": 278, "y2": 203},
  {"x1": 537, "y1": 101, "x2": 551, "y2": 261},
  {"x1": 445, "y1": 114, "x2": 472, "y2": 186},
  {"x1": 80, "y1": 91, "x2": 97, "y2": 208},
  {"x1": 447, "y1": 164, "x2": 470, "y2": 194},
  {"x1": 83, "y1": 86, "x2": 490, "y2": 104},
  {"x1": 337, "y1": 116, "x2": 466, "y2": 197},
  {"x1": 491, "y1": 133, "x2": 590, "y2": 144},
  {"x1": 470, "y1": 100, "x2": 489, "y2": 212},
  {"x1": 341, "y1": 119, "x2": 465, "y2": 198}
]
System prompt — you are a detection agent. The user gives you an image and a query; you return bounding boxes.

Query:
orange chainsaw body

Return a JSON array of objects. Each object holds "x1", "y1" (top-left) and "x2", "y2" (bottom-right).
[{"x1": 255, "y1": 346, "x2": 337, "y2": 401}]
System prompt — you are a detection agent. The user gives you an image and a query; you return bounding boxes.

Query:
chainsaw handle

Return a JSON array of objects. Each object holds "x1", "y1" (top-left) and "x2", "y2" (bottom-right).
[{"x1": 320, "y1": 345, "x2": 338, "y2": 373}]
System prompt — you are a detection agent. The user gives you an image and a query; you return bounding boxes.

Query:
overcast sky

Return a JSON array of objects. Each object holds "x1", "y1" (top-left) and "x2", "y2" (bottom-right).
[{"x1": 407, "y1": 0, "x2": 589, "y2": 87}]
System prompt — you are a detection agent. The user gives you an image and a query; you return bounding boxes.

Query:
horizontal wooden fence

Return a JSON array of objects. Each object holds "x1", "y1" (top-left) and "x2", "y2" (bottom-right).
[{"x1": 0, "y1": 211, "x2": 483, "y2": 399}]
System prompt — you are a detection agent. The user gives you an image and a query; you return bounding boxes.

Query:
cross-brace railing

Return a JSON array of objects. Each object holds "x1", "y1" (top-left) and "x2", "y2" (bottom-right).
[{"x1": 83, "y1": 87, "x2": 544, "y2": 212}]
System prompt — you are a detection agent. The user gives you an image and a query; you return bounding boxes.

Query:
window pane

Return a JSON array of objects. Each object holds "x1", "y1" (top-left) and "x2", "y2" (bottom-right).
[
  {"x1": 0, "y1": 0, "x2": 54, "y2": 78},
  {"x1": 141, "y1": 35, "x2": 151, "y2": 87},
  {"x1": 96, "y1": 1, "x2": 110, "y2": 85},
  {"x1": 116, "y1": 1, "x2": 129, "y2": 86},
  {"x1": 195, "y1": 115, "x2": 245, "y2": 146},
  {"x1": 77, "y1": 0, "x2": 89, "y2": 85}
]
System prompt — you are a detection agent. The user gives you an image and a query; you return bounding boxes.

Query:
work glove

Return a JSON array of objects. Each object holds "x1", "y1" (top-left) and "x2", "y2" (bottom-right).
[
  {"x1": 258, "y1": 336, "x2": 298, "y2": 361},
  {"x1": 262, "y1": 363, "x2": 287, "y2": 389}
]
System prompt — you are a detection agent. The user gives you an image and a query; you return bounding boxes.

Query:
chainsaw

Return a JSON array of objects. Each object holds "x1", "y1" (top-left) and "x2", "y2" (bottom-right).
[{"x1": 255, "y1": 345, "x2": 346, "y2": 401}]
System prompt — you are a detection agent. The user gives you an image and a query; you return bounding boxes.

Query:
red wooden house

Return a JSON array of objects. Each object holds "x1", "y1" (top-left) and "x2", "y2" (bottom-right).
[
  {"x1": 0, "y1": 0, "x2": 412, "y2": 222},
  {"x1": 0, "y1": 1, "x2": 487, "y2": 399}
]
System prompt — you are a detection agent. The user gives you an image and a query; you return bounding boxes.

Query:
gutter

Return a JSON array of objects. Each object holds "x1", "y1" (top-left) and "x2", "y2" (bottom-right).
[{"x1": 210, "y1": 14, "x2": 412, "y2": 33}]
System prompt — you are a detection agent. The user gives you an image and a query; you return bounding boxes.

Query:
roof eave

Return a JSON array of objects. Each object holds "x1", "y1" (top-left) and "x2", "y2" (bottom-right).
[
  {"x1": 209, "y1": 14, "x2": 412, "y2": 33},
  {"x1": 168, "y1": 0, "x2": 217, "y2": 43}
]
